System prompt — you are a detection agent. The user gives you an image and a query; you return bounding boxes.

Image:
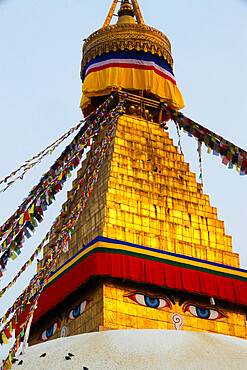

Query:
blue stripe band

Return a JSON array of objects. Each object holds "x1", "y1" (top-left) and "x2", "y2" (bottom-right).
[{"x1": 82, "y1": 49, "x2": 174, "y2": 82}]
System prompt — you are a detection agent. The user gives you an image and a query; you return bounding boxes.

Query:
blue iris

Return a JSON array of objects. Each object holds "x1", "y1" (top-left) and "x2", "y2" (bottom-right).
[
  {"x1": 72, "y1": 305, "x2": 80, "y2": 318},
  {"x1": 144, "y1": 295, "x2": 159, "y2": 308},
  {"x1": 196, "y1": 307, "x2": 210, "y2": 319},
  {"x1": 46, "y1": 326, "x2": 54, "y2": 338}
]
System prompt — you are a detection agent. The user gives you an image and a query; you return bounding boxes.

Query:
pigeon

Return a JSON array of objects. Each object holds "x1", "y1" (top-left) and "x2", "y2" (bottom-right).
[
  {"x1": 12, "y1": 358, "x2": 19, "y2": 363},
  {"x1": 65, "y1": 356, "x2": 71, "y2": 360},
  {"x1": 17, "y1": 360, "x2": 23, "y2": 365},
  {"x1": 40, "y1": 353, "x2": 46, "y2": 357},
  {"x1": 68, "y1": 353, "x2": 74, "y2": 357}
]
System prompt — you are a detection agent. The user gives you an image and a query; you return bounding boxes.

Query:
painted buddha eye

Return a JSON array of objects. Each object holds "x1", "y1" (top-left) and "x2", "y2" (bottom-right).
[
  {"x1": 126, "y1": 293, "x2": 170, "y2": 309},
  {"x1": 184, "y1": 304, "x2": 226, "y2": 320},
  {"x1": 39, "y1": 322, "x2": 59, "y2": 341},
  {"x1": 68, "y1": 299, "x2": 91, "y2": 320}
]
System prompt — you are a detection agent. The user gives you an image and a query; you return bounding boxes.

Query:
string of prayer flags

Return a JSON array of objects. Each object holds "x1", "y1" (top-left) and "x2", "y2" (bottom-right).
[
  {"x1": 162, "y1": 103, "x2": 247, "y2": 176},
  {"x1": 0, "y1": 103, "x2": 118, "y2": 274},
  {"x1": 0, "y1": 95, "x2": 127, "y2": 369},
  {"x1": 0, "y1": 94, "x2": 114, "y2": 244},
  {"x1": 174, "y1": 120, "x2": 183, "y2": 155},
  {"x1": 197, "y1": 140, "x2": 203, "y2": 186},
  {"x1": 0, "y1": 242, "x2": 43, "y2": 299},
  {"x1": 0, "y1": 121, "x2": 81, "y2": 193},
  {"x1": 0, "y1": 264, "x2": 47, "y2": 335},
  {"x1": 1, "y1": 273, "x2": 50, "y2": 370},
  {"x1": 0, "y1": 95, "x2": 115, "y2": 193},
  {"x1": 0, "y1": 100, "x2": 124, "y2": 298},
  {"x1": 0, "y1": 96, "x2": 116, "y2": 275}
]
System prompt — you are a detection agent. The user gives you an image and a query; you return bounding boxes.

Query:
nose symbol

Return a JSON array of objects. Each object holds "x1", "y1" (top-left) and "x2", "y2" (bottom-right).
[
  {"x1": 61, "y1": 326, "x2": 67, "y2": 337},
  {"x1": 172, "y1": 313, "x2": 184, "y2": 330}
]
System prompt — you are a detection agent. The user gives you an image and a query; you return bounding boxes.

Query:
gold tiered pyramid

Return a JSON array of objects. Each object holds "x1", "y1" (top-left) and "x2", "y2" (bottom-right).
[{"x1": 29, "y1": 0, "x2": 247, "y2": 344}]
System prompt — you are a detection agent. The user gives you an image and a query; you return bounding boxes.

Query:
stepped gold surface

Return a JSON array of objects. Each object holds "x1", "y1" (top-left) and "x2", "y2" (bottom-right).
[
  {"x1": 44, "y1": 114, "x2": 239, "y2": 269},
  {"x1": 103, "y1": 115, "x2": 238, "y2": 266}
]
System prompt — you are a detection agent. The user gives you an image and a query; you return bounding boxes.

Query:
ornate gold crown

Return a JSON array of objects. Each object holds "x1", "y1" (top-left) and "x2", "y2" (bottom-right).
[{"x1": 80, "y1": 0, "x2": 173, "y2": 79}]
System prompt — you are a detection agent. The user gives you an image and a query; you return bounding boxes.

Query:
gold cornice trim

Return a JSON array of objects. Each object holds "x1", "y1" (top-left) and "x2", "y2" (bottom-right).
[{"x1": 81, "y1": 23, "x2": 173, "y2": 78}]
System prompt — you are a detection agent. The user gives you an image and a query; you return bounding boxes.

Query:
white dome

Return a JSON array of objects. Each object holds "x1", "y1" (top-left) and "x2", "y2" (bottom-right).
[{"x1": 11, "y1": 329, "x2": 247, "y2": 369}]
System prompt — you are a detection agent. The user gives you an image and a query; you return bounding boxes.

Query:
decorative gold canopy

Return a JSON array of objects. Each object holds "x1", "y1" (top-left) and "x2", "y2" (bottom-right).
[{"x1": 81, "y1": 0, "x2": 173, "y2": 76}]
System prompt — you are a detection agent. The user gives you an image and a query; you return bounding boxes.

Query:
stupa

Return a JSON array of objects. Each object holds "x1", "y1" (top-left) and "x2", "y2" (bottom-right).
[{"x1": 26, "y1": 0, "x2": 247, "y2": 345}]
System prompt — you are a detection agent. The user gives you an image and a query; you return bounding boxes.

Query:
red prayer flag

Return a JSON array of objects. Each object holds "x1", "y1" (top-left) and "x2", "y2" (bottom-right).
[
  {"x1": 24, "y1": 211, "x2": 30, "y2": 221},
  {"x1": 4, "y1": 327, "x2": 12, "y2": 339},
  {"x1": 222, "y1": 156, "x2": 229, "y2": 166}
]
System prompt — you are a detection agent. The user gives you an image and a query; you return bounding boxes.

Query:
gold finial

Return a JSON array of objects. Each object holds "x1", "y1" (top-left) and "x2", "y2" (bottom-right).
[
  {"x1": 117, "y1": 0, "x2": 136, "y2": 25},
  {"x1": 103, "y1": 0, "x2": 144, "y2": 28}
]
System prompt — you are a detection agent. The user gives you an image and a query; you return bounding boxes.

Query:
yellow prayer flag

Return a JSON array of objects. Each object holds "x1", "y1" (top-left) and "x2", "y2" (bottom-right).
[
  {"x1": 2, "y1": 332, "x2": 9, "y2": 344},
  {"x1": 19, "y1": 214, "x2": 25, "y2": 226},
  {"x1": 3, "y1": 240, "x2": 8, "y2": 250},
  {"x1": 58, "y1": 173, "x2": 63, "y2": 181},
  {"x1": 10, "y1": 252, "x2": 17, "y2": 261},
  {"x1": 30, "y1": 204, "x2": 35, "y2": 214},
  {"x1": 9, "y1": 321, "x2": 13, "y2": 333}
]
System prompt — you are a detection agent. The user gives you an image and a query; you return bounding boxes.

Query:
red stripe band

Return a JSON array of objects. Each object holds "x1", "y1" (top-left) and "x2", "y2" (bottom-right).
[{"x1": 85, "y1": 62, "x2": 177, "y2": 85}]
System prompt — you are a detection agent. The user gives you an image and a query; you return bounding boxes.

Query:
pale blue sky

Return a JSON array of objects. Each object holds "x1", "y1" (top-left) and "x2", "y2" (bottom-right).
[{"x1": 0, "y1": 0, "x2": 247, "y2": 354}]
